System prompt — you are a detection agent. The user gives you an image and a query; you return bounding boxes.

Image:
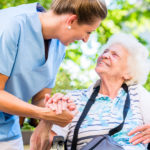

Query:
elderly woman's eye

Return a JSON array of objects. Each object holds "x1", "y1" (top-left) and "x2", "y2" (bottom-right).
[
  {"x1": 112, "y1": 53, "x2": 118, "y2": 58},
  {"x1": 103, "y1": 50, "x2": 108, "y2": 54}
]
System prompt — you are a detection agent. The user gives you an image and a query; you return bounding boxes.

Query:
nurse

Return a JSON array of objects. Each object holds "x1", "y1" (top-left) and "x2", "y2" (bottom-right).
[{"x1": 0, "y1": 0, "x2": 107, "y2": 149}]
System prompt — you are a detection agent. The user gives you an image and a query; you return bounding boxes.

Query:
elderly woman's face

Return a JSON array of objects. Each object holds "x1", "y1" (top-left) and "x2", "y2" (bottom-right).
[{"x1": 95, "y1": 43, "x2": 129, "y2": 79}]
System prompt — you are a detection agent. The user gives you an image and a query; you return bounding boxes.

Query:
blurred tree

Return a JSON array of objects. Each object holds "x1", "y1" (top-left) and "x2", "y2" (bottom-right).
[{"x1": 0, "y1": 0, "x2": 52, "y2": 9}]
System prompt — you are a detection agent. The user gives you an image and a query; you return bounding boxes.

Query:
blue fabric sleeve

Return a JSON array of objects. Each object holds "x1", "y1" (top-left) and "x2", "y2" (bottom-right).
[{"x1": 0, "y1": 18, "x2": 20, "y2": 76}]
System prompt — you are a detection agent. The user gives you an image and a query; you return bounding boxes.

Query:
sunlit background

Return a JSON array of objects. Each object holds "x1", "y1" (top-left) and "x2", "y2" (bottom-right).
[
  {"x1": 0, "y1": 0, "x2": 150, "y2": 92},
  {"x1": 1, "y1": 1, "x2": 150, "y2": 148}
]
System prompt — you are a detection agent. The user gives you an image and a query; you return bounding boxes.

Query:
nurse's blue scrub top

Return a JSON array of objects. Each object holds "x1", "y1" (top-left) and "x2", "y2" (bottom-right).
[{"x1": 0, "y1": 3, "x2": 65, "y2": 141}]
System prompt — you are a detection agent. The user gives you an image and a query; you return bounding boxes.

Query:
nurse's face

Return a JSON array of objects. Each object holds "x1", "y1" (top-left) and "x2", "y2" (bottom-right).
[{"x1": 60, "y1": 19, "x2": 101, "y2": 46}]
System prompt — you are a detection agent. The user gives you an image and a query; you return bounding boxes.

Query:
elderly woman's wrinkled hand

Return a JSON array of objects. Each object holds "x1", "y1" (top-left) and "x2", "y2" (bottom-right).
[
  {"x1": 30, "y1": 120, "x2": 52, "y2": 150},
  {"x1": 128, "y1": 124, "x2": 150, "y2": 145},
  {"x1": 45, "y1": 93, "x2": 77, "y2": 115}
]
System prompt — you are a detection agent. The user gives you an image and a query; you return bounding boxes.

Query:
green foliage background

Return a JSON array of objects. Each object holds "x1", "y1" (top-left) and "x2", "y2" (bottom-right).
[{"x1": 0, "y1": 0, "x2": 150, "y2": 94}]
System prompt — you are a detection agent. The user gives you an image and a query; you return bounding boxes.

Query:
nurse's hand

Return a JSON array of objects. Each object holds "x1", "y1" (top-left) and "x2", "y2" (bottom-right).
[
  {"x1": 30, "y1": 120, "x2": 52, "y2": 150},
  {"x1": 37, "y1": 95, "x2": 76, "y2": 127},
  {"x1": 128, "y1": 124, "x2": 150, "y2": 145},
  {"x1": 42, "y1": 108, "x2": 75, "y2": 127}
]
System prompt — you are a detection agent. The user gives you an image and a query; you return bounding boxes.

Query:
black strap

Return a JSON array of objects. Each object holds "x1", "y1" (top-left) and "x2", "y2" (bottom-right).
[
  {"x1": 71, "y1": 83, "x2": 130, "y2": 150},
  {"x1": 109, "y1": 84, "x2": 130, "y2": 135},
  {"x1": 71, "y1": 86, "x2": 100, "y2": 150}
]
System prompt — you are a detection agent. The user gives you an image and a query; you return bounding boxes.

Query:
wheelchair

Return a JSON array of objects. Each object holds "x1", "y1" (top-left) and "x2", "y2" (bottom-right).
[{"x1": 50, "y1": 136, "x2": 65, "y2": 150}]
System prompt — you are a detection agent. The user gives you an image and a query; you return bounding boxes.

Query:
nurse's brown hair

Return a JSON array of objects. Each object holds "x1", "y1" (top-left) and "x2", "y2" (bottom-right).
[{"x1": 50, "y1": 0, "x2": 107, "y2": 25}]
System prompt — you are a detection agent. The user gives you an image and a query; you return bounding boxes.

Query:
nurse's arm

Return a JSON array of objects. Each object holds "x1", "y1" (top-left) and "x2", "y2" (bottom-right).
[{"x1": 0, "y1": 73, "x2": 74, "y2": 126}]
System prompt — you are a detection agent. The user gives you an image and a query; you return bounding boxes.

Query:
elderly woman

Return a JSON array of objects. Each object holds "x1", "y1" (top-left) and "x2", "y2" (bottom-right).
[{"x1": 48, "y1": 33, "x2": 150, "y2": 150}]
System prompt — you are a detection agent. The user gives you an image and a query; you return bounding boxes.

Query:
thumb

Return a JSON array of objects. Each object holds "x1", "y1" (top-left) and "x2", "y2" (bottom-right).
[{"x1": 44, "y1": 94, "x2": 50, "y2": 105}]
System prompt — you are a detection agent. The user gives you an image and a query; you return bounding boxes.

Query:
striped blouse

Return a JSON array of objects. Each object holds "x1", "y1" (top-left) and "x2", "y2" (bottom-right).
[{"x1": 52, "y1": 84, "x2": 147, "y2": 150}]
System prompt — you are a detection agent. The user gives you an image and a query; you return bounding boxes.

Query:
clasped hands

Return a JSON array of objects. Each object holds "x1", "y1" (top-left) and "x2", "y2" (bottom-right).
[
  {"x1": 45, "y1": 93, "x2": 77, "y2": 116},
  {"x1": 30, "y1": 93, "x2": 77, "y2": 150}
]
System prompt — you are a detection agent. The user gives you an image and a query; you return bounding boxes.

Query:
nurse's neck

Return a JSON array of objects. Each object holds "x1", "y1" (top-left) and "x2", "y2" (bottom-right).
[{"x1": 38, "y1": 10, "x2": 69, "y2": 40}]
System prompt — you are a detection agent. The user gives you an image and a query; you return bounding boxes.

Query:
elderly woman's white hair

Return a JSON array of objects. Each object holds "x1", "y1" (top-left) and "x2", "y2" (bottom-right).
[{"x1": 101, "y1": 33, "x2": 150, "y2": 85}]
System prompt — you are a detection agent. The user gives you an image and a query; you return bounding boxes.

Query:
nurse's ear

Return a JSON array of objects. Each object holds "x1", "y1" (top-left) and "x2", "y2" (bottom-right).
[{"x1": 65, "y1": 14, "x2": 78, "y2": 28}]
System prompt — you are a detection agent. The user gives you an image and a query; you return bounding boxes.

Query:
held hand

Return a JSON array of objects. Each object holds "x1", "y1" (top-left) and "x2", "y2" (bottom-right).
[
  {"x1": 47, "y1": 93, "x2": 67, "y2": 103},
  {"x1": 128, "y1": 124, "x2": 150, "y2": 145},
  {"x1": 30, "y1": 120, "x2": 52, "y2": 150},
  {"x1": 42, "y1": 93, "x2": 77, "y2": 127},
  {"x1": 45, "y1": 93, "x2": 76, "y2": 114}
]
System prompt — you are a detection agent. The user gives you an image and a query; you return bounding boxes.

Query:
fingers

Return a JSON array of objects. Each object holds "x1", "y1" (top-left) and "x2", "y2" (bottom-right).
[
  {"x1": 67, "y1": 103, "x2": 76, "y2": 111},
  {"x1": 48, "y1": 93, "x2": 70, "y2": 104},
  {"x1": 46, "y1": 101, "x2": 64, "y2": 114},
  {"x1": 130, "y1": 134, "x2": 150, "y2": 145},
  {"x1": 47, "y1": 103, "x2": 55, "y2": 111},
  {"x1": 128, "y1": 124, "x2": 150, "y2": 145},
  {"x1": 49, "y1": 101, "x2": 75, "y2": 114},
  {"x1": 46, "y1": 93, "x2": 76, "y2": 112},
  {"x1": 129, "y1": 132, "x2": 144, "y2": 144},
  {"x1": 44, "y1": 94, "x2": 50, "y2": 105},
  {"x1": 56, "y1": 95, "x2": 70, "y2": 114},
  {"x1": 50, "y1": 93, "x2": 64, "y2": 103},
  {"x1": 62, "y1": 95, "x2": 69, "y2": 102},
  {"x1": 142, "y1": 138, "x2": 150, "y2": 144},
  {"x1": 62, "y1": 100, "x2": 67, "y2": 110},
  {"x1": 128, "y1": 125, "x2": 148, "y2": 136},
  {"x1": 56, "y1": 100, "x2": 62, "y2": 114}
]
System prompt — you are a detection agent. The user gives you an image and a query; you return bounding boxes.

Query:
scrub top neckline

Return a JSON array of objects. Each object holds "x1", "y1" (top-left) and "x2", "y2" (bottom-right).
[{"x1": 35, "y1": 9, "x2": 52, "y2": 68}]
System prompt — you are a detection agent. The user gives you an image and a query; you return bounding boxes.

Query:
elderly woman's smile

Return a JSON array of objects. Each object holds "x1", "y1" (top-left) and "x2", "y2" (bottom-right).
[{"x1": 95, "y1": 43, "x2": 129, "y2": 81}]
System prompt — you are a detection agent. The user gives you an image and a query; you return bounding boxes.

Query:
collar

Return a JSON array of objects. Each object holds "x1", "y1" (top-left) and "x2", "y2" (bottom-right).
[
  {"x1": 86, "y1": 79, "x2": 101, "y2": 98},
  {"x1": 86, "y1": 79, "x2": 126, "y2": 100},
  {"x1": 36, "y1": 3, "x2": 46, "y2": 12}
]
